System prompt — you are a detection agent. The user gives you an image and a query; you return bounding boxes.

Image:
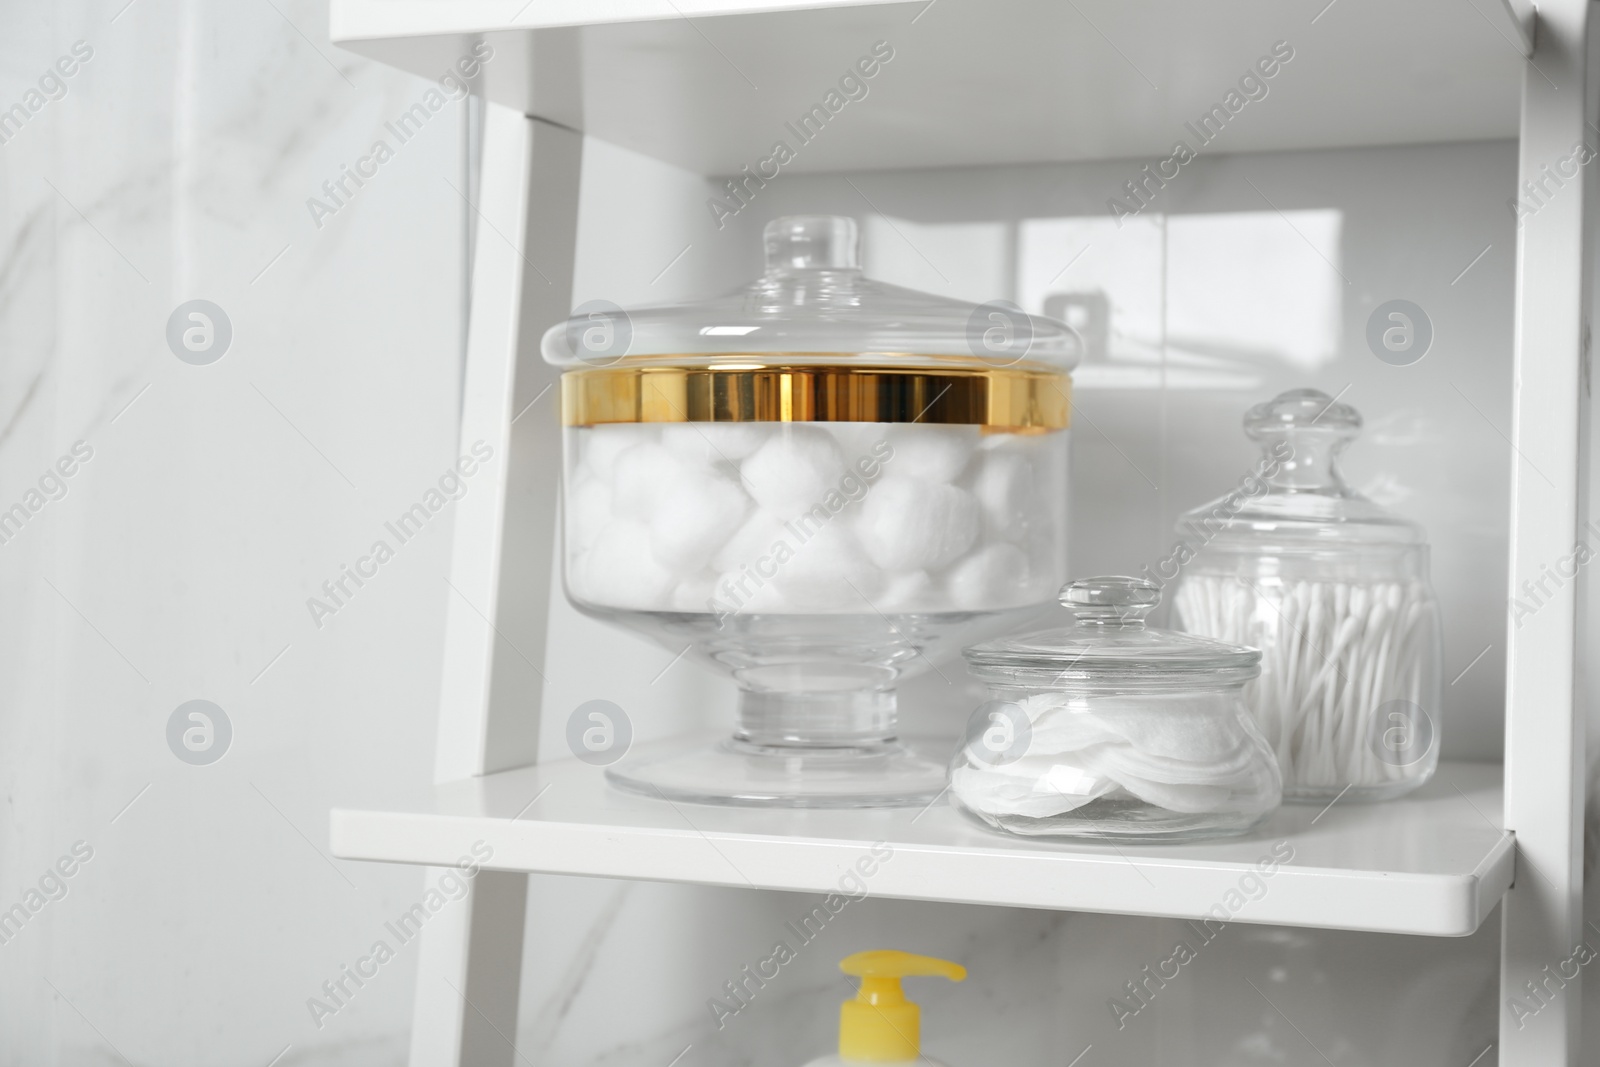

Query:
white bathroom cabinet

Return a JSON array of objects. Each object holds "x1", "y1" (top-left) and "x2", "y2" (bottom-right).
[{"x1": 325, "y1": 2, "x2": 1589, "y2": 1064}]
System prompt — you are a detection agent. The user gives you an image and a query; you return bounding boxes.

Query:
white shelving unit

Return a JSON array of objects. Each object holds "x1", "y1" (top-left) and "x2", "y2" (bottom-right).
[{"x1": 328, "y1": 2, "x2": 1590, "y2": 1064}]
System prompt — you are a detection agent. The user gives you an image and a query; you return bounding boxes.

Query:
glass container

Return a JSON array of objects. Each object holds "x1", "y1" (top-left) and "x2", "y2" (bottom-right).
[
  {"x1": 1170, "y1": 388, "x2": 1443, "y2": 802},
  {"x1": 950, "y1": 576, "x2": 1281, "y2": 840},
  {"x1": 543, "y1": 216, "x2": 1079, "y2": 807}
]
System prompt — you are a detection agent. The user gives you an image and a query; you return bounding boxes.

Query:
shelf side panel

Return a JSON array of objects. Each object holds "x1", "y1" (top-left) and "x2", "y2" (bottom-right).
[
  {"x1": 1501, "y1": 2, "x2": 1593, "y2": 1064},
  {"x1": 409, "y1": 105, "x2": 581, "y2": 1067}
]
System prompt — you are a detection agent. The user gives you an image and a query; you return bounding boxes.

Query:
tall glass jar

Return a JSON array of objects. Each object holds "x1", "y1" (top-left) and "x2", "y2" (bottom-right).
[
  {"x1": 1171, "y1": 389, "x2": 1443, "y2": 802},
  {"x1": 543, "y1": 216, "x2": 1079, "y2": 807}
]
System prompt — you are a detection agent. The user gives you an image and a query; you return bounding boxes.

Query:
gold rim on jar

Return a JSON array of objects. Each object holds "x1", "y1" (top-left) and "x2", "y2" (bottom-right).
[{"x1": 560, "y1": 361, "x2": 1071, "y2": 431}]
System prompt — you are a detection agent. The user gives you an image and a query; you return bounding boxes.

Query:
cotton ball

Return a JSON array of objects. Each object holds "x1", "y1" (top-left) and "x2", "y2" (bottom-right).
[
  {"x1": 972, "y1": 452, "x2": 1036, "y2": 542},
  {"x1": 649, "y1": 468, "x2": 750, "y2": 572},
  {"x1": 978, "y1": 432, "x2": 1015, "y2": 453},
  {"x1": 978, "y1": 430, "x2": 1035, "y2": 454},
  {"x1": 577, "y1": 521, "x2": 675, "y2": 608},
  {"x1": 740, "y1": 426, "x2": 846, "y2": 519},
  {"x1": 663, "y1": 422, "x2": 770, "y2": 465},
  {"x1": 883, "y1": 425, "x2": 978, "y2": 482},
  {"x1": 563, "y1": 552, "x2": 590, "y2": 600},
  {"x1": 612, "y1": 442, "x2": 688, "y2": 520},
  {"x1": 872, "y1": 570, "x2": 933, "y2": 613},
  {"x1": 829, "y1": 423, "x2": 890, "y2": 467},
  {"x1": 582, "y1": 425, "x2": 655, "y2": 481},
  {"x1": 772, "y1": 523, "x2": 884, "y2": 609},
  {"x1": 711, "y1": 568, "x2": 788, "y2": 615},
  {"x1": 565, "y1": 476, "x2": 612, "y2": 553},
  {"x1": 946, "y1": 542, "x2": 1034, "y2": 610},
  {"x1": 856, "y1": 477, "x2": 979, "y2": 571},
  {"x1": 713, "y1": 510, "x2": 790, "y2": 573},
  {"x1": 671, "y1": 573, "x2": 719, "y2": 613}
]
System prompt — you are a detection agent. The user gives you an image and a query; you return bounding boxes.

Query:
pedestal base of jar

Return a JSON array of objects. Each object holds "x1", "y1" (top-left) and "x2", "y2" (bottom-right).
[{"x1": 606, "y1": 733, "x2": 948, "y2": 808}]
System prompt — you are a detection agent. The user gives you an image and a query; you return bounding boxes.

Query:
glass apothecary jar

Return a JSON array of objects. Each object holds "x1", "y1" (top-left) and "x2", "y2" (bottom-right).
[
  {"x1": 1171, "y1": 389, "x2": 1443, "y2": 802},
  {"x1": 542, "y1": 216, "x2": 1079, "y2": 807},
  {"x1": 950, "y1": 577, "x2": 1281, "y2": 840}
]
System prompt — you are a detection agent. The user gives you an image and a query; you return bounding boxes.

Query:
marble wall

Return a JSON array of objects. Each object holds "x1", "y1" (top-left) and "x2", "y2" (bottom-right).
[
  {"x1": 0, "y1": 0, "x2": 469, "y2": 1062},
  {"x1": 1, "y1": 1, "x2": 1594, "y2": 1065}
]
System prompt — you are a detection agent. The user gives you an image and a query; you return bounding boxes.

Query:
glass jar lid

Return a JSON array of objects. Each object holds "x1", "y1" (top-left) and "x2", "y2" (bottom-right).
[
  {"x1": 540, "y1": 215, "x2": 1082, "y2": 371},
  {"x1": 963, "y1": 577, "x2": 1261, "y2": 683},
  {"x1": 1178, "y1": 388, "x2": 1426, "y2": 550}
]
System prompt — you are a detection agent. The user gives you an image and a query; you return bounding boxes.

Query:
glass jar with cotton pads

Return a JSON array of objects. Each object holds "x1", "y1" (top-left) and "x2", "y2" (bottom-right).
[
  {"x1": 1170, "y1": 388, "x2": 1443, "y2": 803},
  {"x1": 542, "y1": 215, "x2": 1078, "y2": 807},
  {"x1": 951, "y1": 576, "x2": 1281, "y2": 840}
]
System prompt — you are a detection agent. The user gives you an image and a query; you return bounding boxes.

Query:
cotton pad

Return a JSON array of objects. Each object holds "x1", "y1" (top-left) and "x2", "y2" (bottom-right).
[
  {"x1": 740, "y1": 427, "x2": 847, "y2": 519},
  {"x1": 1093, "y1": 772, "x2": 1235, "y2": 815},
  {"x1": 952, "y1": 759, "x2": 1114, "y2": 818},
  {"x1": 1010, "y1": 706, "x2": 1126, "y2": 755},
  {"x1": 857, "y1": 478, "x2": 980, "y2": 572},
  {"x1": 950, "y1": 658, "x2": 1280, "y2": 828},
  {"x1": 1086, "y1": 699, "x2": 1243, "y2": 763}
]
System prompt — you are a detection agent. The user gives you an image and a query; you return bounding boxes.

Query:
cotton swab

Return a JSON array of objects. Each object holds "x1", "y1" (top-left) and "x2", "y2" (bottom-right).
[{"x1": 1173, "y1": 575, "x2": 1434, "y2": 796}]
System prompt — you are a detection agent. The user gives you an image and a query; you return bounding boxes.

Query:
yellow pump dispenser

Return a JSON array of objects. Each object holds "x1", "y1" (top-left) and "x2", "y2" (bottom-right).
[{"x1": 836, "y1": 950, "x2": 966, "y2": 1063}]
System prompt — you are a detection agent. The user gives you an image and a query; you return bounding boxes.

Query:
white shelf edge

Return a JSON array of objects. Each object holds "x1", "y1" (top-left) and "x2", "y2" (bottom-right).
[{"x1": 330, "y1": 758, "x2": 1513, "y2": 938}]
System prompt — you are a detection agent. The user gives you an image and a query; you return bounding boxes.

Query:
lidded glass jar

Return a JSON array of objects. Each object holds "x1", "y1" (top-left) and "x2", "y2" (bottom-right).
[
  {"x1": 541, "y1": 216, "x2": 1079, "y2": 807},
  {"x1": 951, "y1": 577, "x2": 1281, "y2": 840},
  {"x1": 1170, "y1": 389, "x2": 1443, "y2": 802}
]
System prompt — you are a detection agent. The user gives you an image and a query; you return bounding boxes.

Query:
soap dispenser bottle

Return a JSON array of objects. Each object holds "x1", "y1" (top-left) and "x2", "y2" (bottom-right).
[{"x1": 802, "y1": 950, "x2": 967, "y2": 1067}]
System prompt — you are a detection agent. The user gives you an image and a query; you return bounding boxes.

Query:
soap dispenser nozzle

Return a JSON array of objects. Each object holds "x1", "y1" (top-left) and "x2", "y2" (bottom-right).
[{"x1": 838, "y1": 950, "x2": 966, "y2": 1063}]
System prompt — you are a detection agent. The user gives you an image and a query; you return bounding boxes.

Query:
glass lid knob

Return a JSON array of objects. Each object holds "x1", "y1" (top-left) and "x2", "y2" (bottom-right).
[
  {"x1": 1245, "y1": 387, "x2": 1362, "y2": 441},
  {"x1": 1244, "y1": 387, "x2": 1362, "y2": 493},
  {"x1": 1059, "y1": 576, "x2": 1161, "y2": 628},
  {"x1": 763, "y1": 215, "x2": 860, "y2": 272}
]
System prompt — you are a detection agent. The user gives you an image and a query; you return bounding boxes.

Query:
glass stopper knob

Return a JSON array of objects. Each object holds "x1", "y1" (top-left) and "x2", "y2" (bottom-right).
[
  {"x1": 1060, "y1": 576, "x2": 1161, "y2": 627},
  {"x1": 763, "y1": 215, "x2": 860, "y2": 271}
]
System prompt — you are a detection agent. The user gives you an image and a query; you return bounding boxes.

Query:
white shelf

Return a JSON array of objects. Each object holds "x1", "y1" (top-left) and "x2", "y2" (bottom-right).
[
  {"x1": 331, "y1": 751, "x2": 1512, "y2": 937},
  {"x1": 330, "y1": 0, "x2": 1522, "y2": 176}
]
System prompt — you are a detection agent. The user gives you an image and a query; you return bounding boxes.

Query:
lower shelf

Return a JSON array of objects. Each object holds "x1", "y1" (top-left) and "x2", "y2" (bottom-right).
[{"x1": 329, "y1": 750, "x2": 1513, "y2": 937}]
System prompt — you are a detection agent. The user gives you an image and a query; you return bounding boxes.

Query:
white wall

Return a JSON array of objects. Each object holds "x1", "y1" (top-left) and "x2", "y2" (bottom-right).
[{"x1": 0, "y1": 1, "x2": 1583, "y2": 1065}]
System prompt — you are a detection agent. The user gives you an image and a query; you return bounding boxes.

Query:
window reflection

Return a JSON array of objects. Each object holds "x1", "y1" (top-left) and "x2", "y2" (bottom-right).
[
  {"x1": 857, "y1": 209, "x2": 1344, "y2": 392},
  {"x1": 1020, "y1": 210, "x2": 1343, "y2": 390}
]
